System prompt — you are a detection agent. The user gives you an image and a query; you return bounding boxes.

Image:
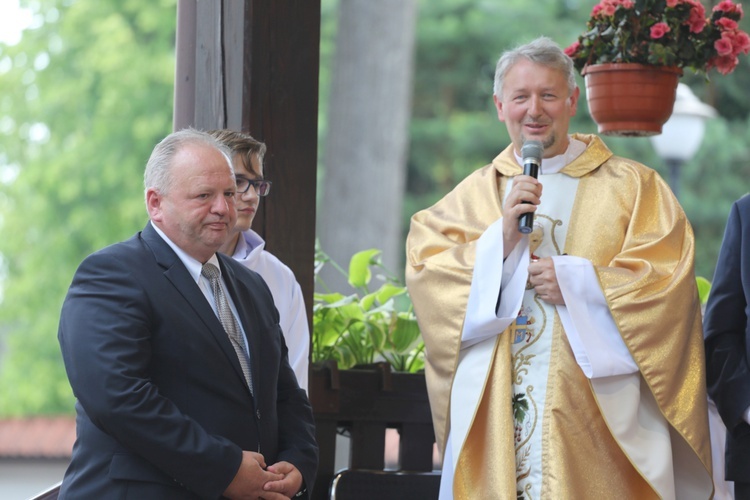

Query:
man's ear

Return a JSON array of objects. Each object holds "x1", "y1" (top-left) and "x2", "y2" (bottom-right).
[
  {"x1": 146, "y1": 188, "x2": 163, "y2": 222},
  {"x1": 493, "y1": 94, "x2": 506, "y2": 122},
  {"x1": 568, "y1": 86, "x2": 581, "y2": 117}
]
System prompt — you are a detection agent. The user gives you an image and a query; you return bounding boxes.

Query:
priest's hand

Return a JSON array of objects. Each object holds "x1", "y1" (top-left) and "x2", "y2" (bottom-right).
[
  {"x1": 528, "y1": 257, "x2": 564, "y2": 305},
  {"x1": 503, "y1": 174, "x2": 542, "y2": 258}
]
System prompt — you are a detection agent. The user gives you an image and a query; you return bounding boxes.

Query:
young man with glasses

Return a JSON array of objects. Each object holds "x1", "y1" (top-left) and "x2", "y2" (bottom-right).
[{"x1": 209, "y1": 129, "x2": 310, "y2": 392}]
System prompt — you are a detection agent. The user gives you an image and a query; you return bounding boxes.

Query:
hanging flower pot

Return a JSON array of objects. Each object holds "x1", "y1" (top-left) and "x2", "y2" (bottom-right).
[
  {"x1": 565, "y1": 1, "x2": 750, "y2": 136},
  {"x1": 581, "y1": 63, "x2": 682, "y2": 137}
]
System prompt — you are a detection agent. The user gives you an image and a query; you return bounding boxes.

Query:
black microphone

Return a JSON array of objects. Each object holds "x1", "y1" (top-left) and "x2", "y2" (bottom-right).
[{"x1": 517, "y1": 140, "x2": 543, "y2": 234}]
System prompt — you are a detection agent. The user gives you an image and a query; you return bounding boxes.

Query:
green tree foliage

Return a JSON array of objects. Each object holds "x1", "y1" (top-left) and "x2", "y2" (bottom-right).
[{"x1": 0, "y1": 0, "x2": 176, "y2": 415}]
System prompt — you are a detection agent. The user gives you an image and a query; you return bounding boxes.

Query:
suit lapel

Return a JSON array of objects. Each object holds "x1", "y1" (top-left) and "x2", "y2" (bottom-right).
[{"x1": 140, "y1": 223, "x2": 252, "y2": 394}]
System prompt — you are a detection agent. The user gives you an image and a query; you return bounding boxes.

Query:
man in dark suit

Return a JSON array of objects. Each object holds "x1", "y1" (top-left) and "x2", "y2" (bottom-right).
[
  {"x1": 705, "y1": 193, "x2": 750, "y2": 500},
  {"x1": 57, "y1": 129, "x2": 318, "y2": 499}
]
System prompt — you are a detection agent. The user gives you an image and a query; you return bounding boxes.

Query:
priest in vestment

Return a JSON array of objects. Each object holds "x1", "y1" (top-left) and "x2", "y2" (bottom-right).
[{"x1": 405, "y1": 37, "x2": 713, "y2": 499}]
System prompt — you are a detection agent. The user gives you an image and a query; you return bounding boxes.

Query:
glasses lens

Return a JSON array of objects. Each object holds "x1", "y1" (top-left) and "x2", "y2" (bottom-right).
[
  {"x1": 236, "y1": 177, "x2": 251, "y2": 193},
  {"x1": 255, "y1": 181, "x2": 271, "y2": 196}
]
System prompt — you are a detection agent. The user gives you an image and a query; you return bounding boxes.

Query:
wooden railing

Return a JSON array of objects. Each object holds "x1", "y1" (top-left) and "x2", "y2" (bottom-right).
[{"x1": 309, "y1": 361, "x2": 438, "y2": 500}]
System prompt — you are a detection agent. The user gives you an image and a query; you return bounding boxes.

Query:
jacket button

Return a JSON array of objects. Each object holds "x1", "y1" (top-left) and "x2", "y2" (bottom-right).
[{"x1": 256, "y1": 409, "x2": 261, "y2": 420}]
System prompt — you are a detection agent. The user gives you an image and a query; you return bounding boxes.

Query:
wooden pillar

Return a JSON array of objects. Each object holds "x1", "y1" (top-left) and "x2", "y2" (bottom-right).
[{"x1": 173, "y1": 0, "x2": 320, "y2": 330}]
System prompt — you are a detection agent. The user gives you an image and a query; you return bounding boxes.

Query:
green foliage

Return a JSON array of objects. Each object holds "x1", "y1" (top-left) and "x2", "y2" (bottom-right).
[
  {"x1": 0, "y1": 0, "x2": 176, "y2": 416},
  {"x1": 696, "y1": 276, "x2": 712, "y2": 305},
  {"x1": 313, "y1": 245, "x2": 425, "y2": 373}
]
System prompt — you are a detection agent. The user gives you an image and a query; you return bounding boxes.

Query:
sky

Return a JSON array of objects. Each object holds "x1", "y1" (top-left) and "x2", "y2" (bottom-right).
[{"x1": 0, "y1": 0, "x2": 34, "y2": 46}]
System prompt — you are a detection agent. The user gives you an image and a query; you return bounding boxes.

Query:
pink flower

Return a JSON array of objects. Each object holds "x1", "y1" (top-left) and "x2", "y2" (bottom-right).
[
  {"x1": 711, "y1": 54, "x2": 739, "y2": 75},
  {"x1": 666, "y1": 0, "x2": 682, "y2": 6},
  {"x1": 715, "y1": 35, "x2": 734, "y2": 56},
  {"x1": 686, "y1": 0, "x2": 707, "y2": 33},
  {"x1": 564, "y1": 41, "x2": 582, "y2": 57},
  {"x1": 716, "y1": 17, "x2": 739, "y2": 30},
  {"x1": 714, "y1": 0, "x2": 744, "y2": 18},
  {"x1": 602, "y1": 2, "x2": 617, "y2": 16},
  {"x1": 725, "y1": 30, "x2": 750, "y2": 56},
  {"x1": 732, "y1": 31, "x2": 750, "y2": 55},
  {"x1": 592, "y1": 0, "x2": 634, "y2": 17},
  {"x1": 650, "y1": 22, "x2": 671, "y2": 39}
]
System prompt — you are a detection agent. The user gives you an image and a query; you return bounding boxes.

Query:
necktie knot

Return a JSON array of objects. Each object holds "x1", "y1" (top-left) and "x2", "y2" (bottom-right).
[{"x1": 201, "y1": 262, "x2": 221, "y2": 283}]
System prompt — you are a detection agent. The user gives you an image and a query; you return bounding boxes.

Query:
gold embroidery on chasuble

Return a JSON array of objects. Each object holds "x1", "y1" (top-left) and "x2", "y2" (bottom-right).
[{"x1": 508, "y1": 175, "x2": 577, "y2": 499}]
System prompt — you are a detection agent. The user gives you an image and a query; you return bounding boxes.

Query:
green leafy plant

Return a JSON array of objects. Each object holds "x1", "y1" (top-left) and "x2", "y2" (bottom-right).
[
  {"x1": 312, "y1": 244, "x2": 425, "y2": 373},
  {"x1": 696, "y1": 275, "x2": 712, "y2": 305}
]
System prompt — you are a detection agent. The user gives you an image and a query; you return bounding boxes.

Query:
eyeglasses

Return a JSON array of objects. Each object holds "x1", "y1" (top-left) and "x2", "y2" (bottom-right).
[{"x1": 236, "y1": 177, "x2": 272, "y2": 197}]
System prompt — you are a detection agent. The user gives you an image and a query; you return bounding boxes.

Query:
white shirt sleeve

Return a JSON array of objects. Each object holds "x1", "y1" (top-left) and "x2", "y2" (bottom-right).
[{"x1": 552, "y1": 255, "x2": 638, "y2": 378}]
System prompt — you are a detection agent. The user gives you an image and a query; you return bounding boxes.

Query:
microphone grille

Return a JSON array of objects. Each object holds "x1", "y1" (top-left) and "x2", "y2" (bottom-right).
[{"x1": 521, "y1": 140, "x2": 543, "y2": 162}]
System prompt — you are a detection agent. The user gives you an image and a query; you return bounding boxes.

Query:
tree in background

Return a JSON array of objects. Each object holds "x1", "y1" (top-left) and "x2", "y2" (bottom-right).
[
  {"x1": 317, "y1": 0, "x2": 418, "y2": 292},
  {"x1": 0, "y1": 0, "x2": 747, "y2": 416},
  {"x1": 0, "y1": 0, "x2": 176, "y2": 415}
]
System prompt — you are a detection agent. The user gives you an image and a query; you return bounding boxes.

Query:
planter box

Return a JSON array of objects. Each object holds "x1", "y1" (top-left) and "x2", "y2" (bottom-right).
[{"x1": 309, "y1": 361, "x2": 435, "y2": 499}]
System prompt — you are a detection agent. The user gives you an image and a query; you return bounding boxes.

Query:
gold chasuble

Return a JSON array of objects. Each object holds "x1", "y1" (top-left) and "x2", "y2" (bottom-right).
[{"x1": 405, "y1": 134, "x2": 713, "y2": 499}]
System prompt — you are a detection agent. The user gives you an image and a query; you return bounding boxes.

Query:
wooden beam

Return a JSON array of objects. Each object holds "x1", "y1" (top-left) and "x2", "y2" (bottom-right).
[
  {"x1": 240, "y1": 1, "x2": 320, "y2": 330},
  {"x1": 173, "y1": 0, "x2": 320, "y2": 333}
]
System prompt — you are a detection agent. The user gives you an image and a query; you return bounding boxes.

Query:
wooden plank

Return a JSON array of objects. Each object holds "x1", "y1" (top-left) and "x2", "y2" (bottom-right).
[
  {"x1": 241, "y1": 1, "x2": 320, "y2": 337},
  {"x1": 193, "y1": 0, "x2": 224, "y2": 129},
  {"x1": 350, "y1": 422, "x2": 387, "y2": 470},
  {"x1": 399, "y1": 423, "x2": 435, "y2": 471},
  {"x1": 173, "y1": 0, "x2": 320, "y2": 336}
]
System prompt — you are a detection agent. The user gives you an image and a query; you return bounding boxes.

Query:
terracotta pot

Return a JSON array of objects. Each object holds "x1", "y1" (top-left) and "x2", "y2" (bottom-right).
[{"x1": 582, "y1": 63, "x2": 682, "y2": 137}]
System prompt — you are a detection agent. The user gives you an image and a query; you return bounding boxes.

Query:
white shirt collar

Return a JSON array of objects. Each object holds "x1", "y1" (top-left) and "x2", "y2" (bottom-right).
[
  {"x1": 513, "y1": 137, "x2": 587, "y2": 174},
  {"x1": 150, "y1": 221, "x2": 220, "y2": 284}
]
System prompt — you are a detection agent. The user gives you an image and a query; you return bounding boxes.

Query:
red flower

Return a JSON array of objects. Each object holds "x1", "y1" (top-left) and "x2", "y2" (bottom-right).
[
  {"x1": 564, "y1": 41, "x2": 582, "y2": 57},
  {"x1": 686, "y1": 0, "x2": 707, "y2": 33},
  {"x1": 715, "y1": 35, "x2": 735, "y2": 56},
  {"x1": 733, "y1": 31, "x2": 750, "y2": 55},
  {"x1": 601, "y1": 2, "x2": 617, "y2": 15},
  {"x1": 711, "y1": 54, "x2": 739, "y2": 74},
  {"x1": 650, "y1": 22, "x2": 671, "y2": 39},
  {"x1": 716, "y1": 17, "x2": 739, "y2": 30},
  {"x1": 714, "y1": 0, "x2": 744, "y2": 17}
]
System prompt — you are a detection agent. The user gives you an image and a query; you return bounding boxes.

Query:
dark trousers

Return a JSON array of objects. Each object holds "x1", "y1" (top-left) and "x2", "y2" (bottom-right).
[{"x1": 736, "y1": 481, "x2": 750, "y2": 500}]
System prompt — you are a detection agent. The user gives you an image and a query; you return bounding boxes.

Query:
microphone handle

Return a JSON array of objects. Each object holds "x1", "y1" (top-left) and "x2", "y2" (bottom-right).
[{"x1": 517, "y1": 162, "x2": 539, "y2": 234}]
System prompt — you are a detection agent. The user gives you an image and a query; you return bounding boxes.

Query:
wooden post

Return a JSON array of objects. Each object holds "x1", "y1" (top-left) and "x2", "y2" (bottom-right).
[{"x1": 173, "y1": 0, "x2": 320, "y2": 332}]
